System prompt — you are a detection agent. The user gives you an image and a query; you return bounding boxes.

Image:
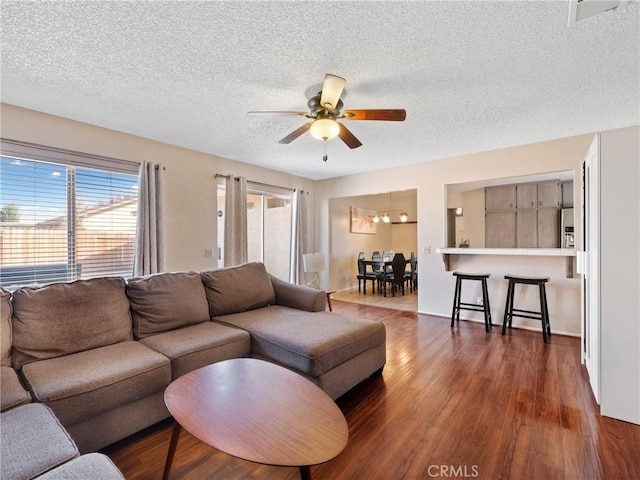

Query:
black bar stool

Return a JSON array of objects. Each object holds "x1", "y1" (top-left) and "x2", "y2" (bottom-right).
[
  {"x1": 502, "y1": 275, "x2": 551, "y2": 343},
  {"x1": 450, "y1": 272, "x2": 492, "y2": 332}
]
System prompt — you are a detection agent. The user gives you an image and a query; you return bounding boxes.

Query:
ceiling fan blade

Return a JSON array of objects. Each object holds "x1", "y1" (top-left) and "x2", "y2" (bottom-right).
[
  {"x1": 278, "y1": 123, "x2": 312, "y2": 144},
  {"x1": 247, "y1": 111, "x2": 307, "y2": 117},
  {"x1": 338, "y1": 123, "x2": 363, "y2": 149},
  {"x1": 319, "y1": 74, "x2": 346, "y2": 110},
  {"x1": 343, "y1": 109, "x2": 407, "y2": 121}
]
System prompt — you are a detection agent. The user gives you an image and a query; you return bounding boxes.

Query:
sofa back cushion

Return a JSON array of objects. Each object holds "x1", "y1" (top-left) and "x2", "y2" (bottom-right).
[
  {"x1": 1, "y1": 288, "x2": 12, "y2": 367},
  {"x1": 127, "y1": 271, "x2": 210, "y2": 339},
  {"x1": 201, "y1": 262, "x2": 275, "y2": 317},
  {"x1": 11, "y1": 277, "x2": 132, "y2": 369}
]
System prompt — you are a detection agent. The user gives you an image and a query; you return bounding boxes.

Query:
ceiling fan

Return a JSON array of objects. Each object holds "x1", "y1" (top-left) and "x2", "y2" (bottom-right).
[{"x1": 247, "y1": 74, "x2": 406, "y2": 151}]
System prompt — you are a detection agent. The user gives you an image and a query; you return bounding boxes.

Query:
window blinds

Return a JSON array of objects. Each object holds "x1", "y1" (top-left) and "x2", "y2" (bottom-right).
[{"x1": 0, "y1": 145, "x2": 139, "y2": 288}]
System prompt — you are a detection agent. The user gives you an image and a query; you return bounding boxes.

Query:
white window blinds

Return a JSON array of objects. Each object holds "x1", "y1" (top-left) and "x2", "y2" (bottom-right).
[{"x1": 0, "y1": 142, "x2": 139, "y2": 288}]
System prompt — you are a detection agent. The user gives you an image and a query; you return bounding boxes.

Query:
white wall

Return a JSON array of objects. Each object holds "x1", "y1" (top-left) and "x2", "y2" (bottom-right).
[
  {"x1": 1, "y1": 104, "x2": 317, "y2": 273},
  {"x1": 317, "y1": 134, "x2": 595, "y2": 335},
  {"x1": 598, "y1": 126, "x2": 640, "y2": 424}
]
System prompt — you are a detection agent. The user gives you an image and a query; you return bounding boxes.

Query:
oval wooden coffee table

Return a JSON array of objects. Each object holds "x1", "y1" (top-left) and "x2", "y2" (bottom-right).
[{"x1": 162, "y1": 358, "x2": 349, "y2": 480}]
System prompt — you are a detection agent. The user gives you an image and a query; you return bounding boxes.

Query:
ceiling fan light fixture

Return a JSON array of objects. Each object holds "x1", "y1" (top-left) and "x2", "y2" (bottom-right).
[
  {"x1": 399, "y1": 212, "x2": 409, "y2": 223},
  {"x1": 310, "y1": 118, "x2": 340, "y2": 140}
]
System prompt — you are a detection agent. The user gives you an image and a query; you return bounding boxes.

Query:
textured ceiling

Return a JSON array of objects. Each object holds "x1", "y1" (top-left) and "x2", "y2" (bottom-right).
[{"x1": 1, "y1": 1, "x2": 638, "y2": 180}]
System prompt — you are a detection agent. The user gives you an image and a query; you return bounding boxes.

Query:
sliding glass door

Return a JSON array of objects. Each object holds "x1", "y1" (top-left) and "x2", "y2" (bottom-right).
[{"x1": 217, "y1": 184, "x2": 292, "y2": 280}]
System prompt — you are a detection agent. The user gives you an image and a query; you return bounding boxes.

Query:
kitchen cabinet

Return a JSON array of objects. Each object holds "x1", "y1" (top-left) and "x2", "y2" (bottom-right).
[
  {"x1": 485, "y1": 185, "x2": 516, "y2": 248},
  {"x1": 516, "y1": 183, "x2": 536, "y2": 209},
  {"x1": 516, "y1": 209, "x2": 536, "y2": 248},
  {"x1": 561, "y1": 180, "x2": 574, "y2": 208},
  {"x1": 536, "y1": 180, "x2": 560, "y2": 208},
  {"x1": 485, "y1": 211, "x2": 516, "y2": 248},
  {"x1": 537, "y1": 208, "x2": 559, "y2": 248},
  {"x1": 487, "y1": 181, "x2": 560, "y2": 248},
  {"x1": 514, "y1": 207, "x2": 559, "y2": 248},
  {"x1": 485, "y1": 185, "x2": 515, "y2": 212}
]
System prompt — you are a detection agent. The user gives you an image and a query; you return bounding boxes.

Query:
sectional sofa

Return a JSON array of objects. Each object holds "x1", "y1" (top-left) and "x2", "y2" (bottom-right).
[{"x1": 1, "y1": 262, "x2": 386, "y2": 456}]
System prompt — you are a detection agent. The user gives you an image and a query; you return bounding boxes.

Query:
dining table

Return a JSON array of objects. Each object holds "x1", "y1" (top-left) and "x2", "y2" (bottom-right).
[{"x1": 360, "y1": 257, "x2": 414, "y2": 297}]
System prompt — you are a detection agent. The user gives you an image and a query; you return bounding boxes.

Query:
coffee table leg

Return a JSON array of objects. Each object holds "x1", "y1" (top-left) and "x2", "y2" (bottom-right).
[
  {"x1": 300, "y1": 465, "x2": 312, "y2": 480},
  {"x1": 162, "y1": 421, "x2": 182, "y2": 480}
]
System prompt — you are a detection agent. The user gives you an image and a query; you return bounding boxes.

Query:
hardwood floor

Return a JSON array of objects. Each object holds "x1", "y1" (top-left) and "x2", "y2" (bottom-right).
[
  {"x1": 331, "y1": 286, "x2": 418, "y2": 311},
  {"x1": 103, "y1": 301, "x2": 640, "y2": 479}
]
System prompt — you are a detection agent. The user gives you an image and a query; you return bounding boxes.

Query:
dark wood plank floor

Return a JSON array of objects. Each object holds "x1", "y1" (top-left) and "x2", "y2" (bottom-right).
[{"x1": 103, "y1": 301, "x2": 640, "y2": 479}]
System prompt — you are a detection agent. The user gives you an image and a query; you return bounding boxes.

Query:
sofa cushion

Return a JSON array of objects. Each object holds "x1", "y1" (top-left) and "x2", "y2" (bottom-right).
[
  {"x1": 127, "y1": 271, "x2": 211, "y2": 339},
  {"x1": 0, "y1": 366, "x2": 31, "y2": 412},
  {"x1": 11, "y1": 278, "x2": 133, "y2": 369},
  {"x1": 21, "y1": 341, "x2": 171, "y2": 426},
  {"x1": 34, "y1": 453, "x2": 125, "y2": 480},
  {"x1": 214, "y1": 305, "x2": 386, "y2": 377},
  {"x1": 140, "y1": 321, "x2": 251, "y2": 379},
  {"x1": 0, "y1": 403, "x2": 79, "y2": 480},
  {"x1": 201, "y1": 262, "x2": 275, "y2": 316},
  {"x1": 1, "y1": 287, "x2": 12, "y2": 367}
]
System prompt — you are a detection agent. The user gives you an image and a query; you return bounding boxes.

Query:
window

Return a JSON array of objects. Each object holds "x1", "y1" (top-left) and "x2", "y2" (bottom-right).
[
  {"x1": 217, "y1": 183, "x2": 292, "y2": 281},
  {"x1": 0, "y1": 141, "x2": 139, "y2": 288}
]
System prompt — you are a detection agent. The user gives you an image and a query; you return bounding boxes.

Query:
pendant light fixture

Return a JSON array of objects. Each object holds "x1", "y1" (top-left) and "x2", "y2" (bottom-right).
[{"x1": 366, "y1": 191, "x2": 412, "y2": 224}]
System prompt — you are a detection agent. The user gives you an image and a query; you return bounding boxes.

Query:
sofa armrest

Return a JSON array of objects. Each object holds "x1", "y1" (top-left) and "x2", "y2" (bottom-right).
[{"x1": 269, "y1": 275, "x2": 326, "y2": 312}]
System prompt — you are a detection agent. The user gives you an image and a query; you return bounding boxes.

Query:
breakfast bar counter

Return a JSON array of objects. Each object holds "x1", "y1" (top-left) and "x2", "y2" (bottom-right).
[{"x1": 436, "y1": 248, "x2": 577, "y2": 278}]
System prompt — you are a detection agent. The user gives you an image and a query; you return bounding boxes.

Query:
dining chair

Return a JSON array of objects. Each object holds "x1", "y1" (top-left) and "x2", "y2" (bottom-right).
[
  {"x1": 356, "y1": 253, "x2": 376, "y2": 294},
  {"x1": 381, "y1": 253, "x2": 407, "y2": 297},
  {"x1": 382, "y1": 250, "x2": 393, "y2": 274},
  {"x1": 371, "y1": 251, "x2": 384, "y2": 292},
  {"x1": 405, "y1": 251, "x2": 417, "y2": 293}
]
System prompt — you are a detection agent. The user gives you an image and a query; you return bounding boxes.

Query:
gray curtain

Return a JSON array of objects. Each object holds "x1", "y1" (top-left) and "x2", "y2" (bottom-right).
[
  {"x1": 224, "y1": 175, "x2": 248, "y2": 266},
  {"x1": 290, "y1": 189, "x2": 309, "y2": 285},
  {"x1": 134, "y1": 161, "x2": 165, "y2": 276}
]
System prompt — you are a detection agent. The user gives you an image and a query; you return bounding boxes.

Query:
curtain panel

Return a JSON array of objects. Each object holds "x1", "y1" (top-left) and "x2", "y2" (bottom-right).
[
  {"x1": 224, "y1": 175, "x2": 248, "y2": 266},
  {"x1": 290, "y1": 189, "x2": 309, "y2": 285},
  {"x1": 134, "y1": 161, "x2": 165, "y2": 276}
]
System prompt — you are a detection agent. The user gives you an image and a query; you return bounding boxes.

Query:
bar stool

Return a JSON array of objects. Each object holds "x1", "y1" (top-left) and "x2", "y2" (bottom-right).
[
  {"x1": 502, "y1": 275, "x2": 551, "y2": 343},
  {"x1": 450, "y1": 272, "x2": 492, "y2": 332}
]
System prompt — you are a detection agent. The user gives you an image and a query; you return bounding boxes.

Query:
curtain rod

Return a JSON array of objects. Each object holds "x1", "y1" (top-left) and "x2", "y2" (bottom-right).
[{"x1": 215, "y1": 173, "x2": 296, "y2": 193}]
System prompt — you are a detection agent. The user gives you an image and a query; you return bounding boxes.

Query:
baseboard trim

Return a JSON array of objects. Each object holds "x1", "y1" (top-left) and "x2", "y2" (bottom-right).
[{"x1": 417, "y1": 310, "x2": 580, "y2": 338}]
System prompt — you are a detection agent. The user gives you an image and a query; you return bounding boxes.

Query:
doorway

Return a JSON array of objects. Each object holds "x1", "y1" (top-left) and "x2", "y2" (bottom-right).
[{"x1": 327, "y1": 190, "x2": 418, "y2": 311}]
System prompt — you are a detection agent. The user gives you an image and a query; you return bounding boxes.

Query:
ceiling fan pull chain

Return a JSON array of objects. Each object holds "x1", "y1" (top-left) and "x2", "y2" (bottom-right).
[{"x1": 323, "y1": 139, "x2": 328, "y2": 162}]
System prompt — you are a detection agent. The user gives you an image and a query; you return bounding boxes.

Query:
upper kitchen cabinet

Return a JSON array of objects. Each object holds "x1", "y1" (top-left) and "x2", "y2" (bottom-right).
[
  {"x1": 485, "y1": 185, "x2": 515, "y2": 212},
  {"x1": 516, "y1": 183, "x2": 536, "y2": 209},
  {"x1": 561, "y1": 180, "x2": 574, "y2": 208},
  {"x1": 536, "y1": 180, "x2": 560, "y2": 208}
]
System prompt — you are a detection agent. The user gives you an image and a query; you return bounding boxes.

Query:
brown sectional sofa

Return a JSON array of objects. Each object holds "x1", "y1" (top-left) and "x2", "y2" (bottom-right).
[{"x1": 1, "y1": 262, "x2": 386, "y2": 457}]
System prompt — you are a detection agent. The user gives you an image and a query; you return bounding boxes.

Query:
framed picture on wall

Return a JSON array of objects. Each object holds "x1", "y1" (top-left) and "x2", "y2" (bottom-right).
[{"x1": 350, "y1": 207, "x2": 376, "y2": 234}]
